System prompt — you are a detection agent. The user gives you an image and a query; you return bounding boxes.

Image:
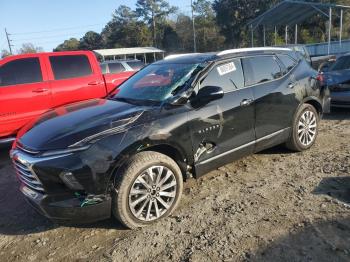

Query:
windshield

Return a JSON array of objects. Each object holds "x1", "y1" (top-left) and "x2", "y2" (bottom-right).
[{"x1": 110, "y1": 63, "x2": 203, "y2": 104}]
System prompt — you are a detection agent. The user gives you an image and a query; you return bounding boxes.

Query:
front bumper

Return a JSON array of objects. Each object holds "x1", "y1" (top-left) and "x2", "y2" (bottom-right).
[
  {"x1": 10, "y1": 147, "x2": 114, "y2": 224},
  {"x1": 331, "y1": 90, "x2": 350, "y2": 108},
  {"x1": 20, "y1": 184, "x2": 111, "y2": 224}
]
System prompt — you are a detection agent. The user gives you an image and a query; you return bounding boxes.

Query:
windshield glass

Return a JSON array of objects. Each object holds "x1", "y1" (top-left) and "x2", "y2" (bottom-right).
[{"x1": 111, "y1": 63, "x2": 203, "y2": 104}]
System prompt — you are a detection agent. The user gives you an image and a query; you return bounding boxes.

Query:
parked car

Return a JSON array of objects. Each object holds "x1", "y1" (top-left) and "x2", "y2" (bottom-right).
[
  {"x1": 100, "y1": 59, "x2": 145, "y2": 74},
  {"x1": 320, "y1": 53, "x2": 350, "y2": 108},
  {"x1": 10, "y1": 47, "x2": 330, "y2": 228},
  {"x1": 285, "y1": 44, "x2": 335, "y2": 70},
  {"x1": 0, "y1": 51, "x2": 135, "y2": 143},
  {"x1": 318, "y1": 58, "x2": 336, "y2": 73}
]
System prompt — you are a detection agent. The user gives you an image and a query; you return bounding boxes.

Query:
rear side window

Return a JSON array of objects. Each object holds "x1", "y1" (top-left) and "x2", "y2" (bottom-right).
[
  {"x1": 201, "y1": 59, "x2": 244, "y2": 92},
  {"x1": 108, "y1": 63, "x2": 125, "y2": 74},
  {"x1": 0, "y1": 58, "x2": 42, "y2": 86},
  {"x1": 277, "y1": 54, "x2": 297, "y2": 73},
  {"x1": 50, "y1": 55, "x2": 92, "y2": 80},
  {"x1": 127, "y1": 61, "x2": 144, "y2": 71},
  {"x1": 242, "y1": 56, "x2": 282, "y2": 86},
  {"x1": 330, "y1": 56, "x2": 350, "y2": 71}
]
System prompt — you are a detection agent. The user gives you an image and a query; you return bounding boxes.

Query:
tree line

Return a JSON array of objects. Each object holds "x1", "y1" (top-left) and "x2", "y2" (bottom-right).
[{"x1": 2, "y1": 0, "x2": 350, "y2": 58}]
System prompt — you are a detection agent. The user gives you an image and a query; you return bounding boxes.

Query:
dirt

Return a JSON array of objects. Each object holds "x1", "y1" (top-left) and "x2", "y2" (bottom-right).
[{"x1": 0, "y1": 108, "x2": 349, "y2": 262}]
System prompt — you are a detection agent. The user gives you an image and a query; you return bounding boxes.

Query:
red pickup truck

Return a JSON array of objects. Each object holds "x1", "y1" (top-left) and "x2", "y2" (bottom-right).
[{"x1": 0, "y1": 51, "x2": 136, "y2": 143}]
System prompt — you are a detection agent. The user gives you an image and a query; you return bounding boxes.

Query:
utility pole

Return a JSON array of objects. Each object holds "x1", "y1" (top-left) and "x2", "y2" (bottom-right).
[
  {"x1": 191, "y1": 0, "x2": 197, "y2": 53},
  {"x1": 5, "y1": 28, "x2": 13, "y2": 54}
]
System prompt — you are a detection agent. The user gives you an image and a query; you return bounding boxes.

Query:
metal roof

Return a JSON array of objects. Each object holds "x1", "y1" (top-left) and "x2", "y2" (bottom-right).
[
  {"x1": 248, "y1": 0, "x2": 350, "y2": 29},
  {"x1": 93, "y1": 47, "x2": 165, "y2": 57}
]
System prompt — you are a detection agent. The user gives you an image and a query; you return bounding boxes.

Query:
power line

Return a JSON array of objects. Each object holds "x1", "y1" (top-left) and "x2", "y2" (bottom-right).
[
  {"x1": 11, "y1": 23, "x2": 106, "y2": 36},
  {"x1": 12, "y1": 31, "x2": 90, "y2": 42}
]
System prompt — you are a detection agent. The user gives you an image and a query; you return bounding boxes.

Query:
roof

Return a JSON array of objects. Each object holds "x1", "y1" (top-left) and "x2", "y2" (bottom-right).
[
  {"x1": 93, "y1": 47, "x2": 165, "y2": 57},
  {"x1": 100, "y1": 59, "x2": 141, "y2": 64},
  {"x1": 248, "y1": 0, "x2": 350, "y2": 29},
  {"x1": 155, "y1": 47, "x2": 293, "y2": 64},
  {"x1": 217, "y1": 47, "x2": 291, "y2": 56}
]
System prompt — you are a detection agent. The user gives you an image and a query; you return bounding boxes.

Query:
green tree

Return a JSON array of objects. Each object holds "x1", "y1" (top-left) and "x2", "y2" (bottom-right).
[
  {"x1": 136, "y1": 0, "x2": 177, "y2": 47},
  {"x1": 102, "y1": 5, "x2": 152, "y2": 48},
  {"x1": 213, "y1": 0, "x2": 278, "y2": 47},
  {"x1": 54, "y1": 38, "x2": 80, "y2": 51},
  {"x1": 175, "y1": 14, "x2": 193, "y2": 52},
  {"x1": 79, "y1": 31, "x2": 104, "y2": 50},
  {"x1": 193, "y1": 0, "x2": 225, "y2": 52},
  {"x1": 1, "y1": 49, "x2": 11, "y2": 58},
  {"x1": 161, "y1": 24, "x2": 180, "y2": 51},
  {"x1": 18, "y1": 43, "x2": 44, "y2": 54}
]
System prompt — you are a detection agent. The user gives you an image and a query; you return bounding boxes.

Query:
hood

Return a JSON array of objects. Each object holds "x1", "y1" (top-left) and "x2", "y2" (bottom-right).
[
  {"x1": 324, "y1": 70, "x2": 350, "y2": 86},
  {"x1": 17, "y1": 99, "x2": 148, "y2": 151}
]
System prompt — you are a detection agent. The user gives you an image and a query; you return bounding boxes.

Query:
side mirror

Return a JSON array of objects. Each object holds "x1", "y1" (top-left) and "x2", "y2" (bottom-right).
[{"x1": 192, "y1": 86, "x2": 224, "y2": 107}]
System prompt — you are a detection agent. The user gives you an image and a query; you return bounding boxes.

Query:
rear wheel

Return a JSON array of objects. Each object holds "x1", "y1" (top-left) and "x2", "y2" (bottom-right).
[
  {"x1": 112, "y1": 151, "x2": 183, "y2": 229},
  {"x1": 286, "y1": 104, "x2": 319, "y2": 151}
]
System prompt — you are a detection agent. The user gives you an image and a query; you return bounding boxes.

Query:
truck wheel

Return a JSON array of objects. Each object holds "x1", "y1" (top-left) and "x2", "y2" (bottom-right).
[
  {"x1": 112, "y1": 151, "x2": 183, "y2": 229},
  {"x1": 286, "y1": 103, "x2": 319, "y2": 152}
]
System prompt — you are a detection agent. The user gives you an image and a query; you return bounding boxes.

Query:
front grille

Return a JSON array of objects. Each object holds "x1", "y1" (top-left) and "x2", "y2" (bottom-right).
[{"x1": 12, "y1": 158, "x2": 45, "y2": 193}]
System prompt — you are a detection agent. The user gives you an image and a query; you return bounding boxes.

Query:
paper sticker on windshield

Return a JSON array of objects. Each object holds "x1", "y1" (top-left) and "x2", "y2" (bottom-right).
[{"x1": 217, "y1": 62, "x2": 236, "y2": 76}]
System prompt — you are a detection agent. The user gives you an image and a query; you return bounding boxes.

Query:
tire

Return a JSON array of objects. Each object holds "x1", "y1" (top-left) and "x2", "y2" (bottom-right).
[
  {"x1": 286, "y1": 103, "x2": 319, "y2": 152},
  {"x1": 112, "y1": 151, "x2": 183, "y2": 229}
]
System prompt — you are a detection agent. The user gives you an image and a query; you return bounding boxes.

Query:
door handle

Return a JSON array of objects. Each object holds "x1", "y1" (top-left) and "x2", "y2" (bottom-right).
[
  {"x1": 88, "y1": 81, "x2": 102, "y2": 85},
  {"x1": 240, "y1": 98, "x2": 253, "y2": 107},
  {"x1": 288, "y1": 82, "x2": 296, "y2": 89},
  {"x1": 32, "y1": 88, "x2": 49, "y2": 93}
]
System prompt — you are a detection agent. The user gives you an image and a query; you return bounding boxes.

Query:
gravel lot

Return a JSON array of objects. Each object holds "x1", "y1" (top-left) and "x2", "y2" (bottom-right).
[{"x1": 0, "y1": 108, "x2": 349, "y2": 262}]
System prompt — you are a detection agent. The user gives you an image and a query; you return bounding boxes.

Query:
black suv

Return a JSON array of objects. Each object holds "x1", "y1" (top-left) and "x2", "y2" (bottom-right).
[{"x1": 10, "y1": 47, "x2": 330, "y2": 228}]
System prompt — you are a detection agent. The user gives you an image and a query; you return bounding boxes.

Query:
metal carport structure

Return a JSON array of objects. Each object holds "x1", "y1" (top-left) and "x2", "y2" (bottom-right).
[
  {"x1": 93, "y1": 47, "x2": 165, "y2": 63},
  {"x1": 247, "y1": 0, "x2": 350, "y2": 54}
]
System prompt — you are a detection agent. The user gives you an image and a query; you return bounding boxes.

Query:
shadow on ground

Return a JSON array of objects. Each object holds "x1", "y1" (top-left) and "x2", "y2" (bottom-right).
[
  {"x1": 324, "y1": 107, "x2": 350, "y2": 121},
  {"x1": 313, "y1": 176, "x2": 350, "y2": 205},
  {"x1": 251, "y1": 217, "x2": 350, "y2": 262},
  {"x1": 251, "y1": 178, "x2": 350, "y2": 261},
  {"x1": 0, "y1": 146, "x2": 126, "y2": 235}
]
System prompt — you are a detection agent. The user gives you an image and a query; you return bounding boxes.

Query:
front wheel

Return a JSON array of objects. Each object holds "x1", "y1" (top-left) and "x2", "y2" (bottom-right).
[
  {"x1": 286, "y1": 104, "x2": 319, "y2": 152},
  {"x1": 112, "y1": 151, "x2": 183, "y2": 229}
]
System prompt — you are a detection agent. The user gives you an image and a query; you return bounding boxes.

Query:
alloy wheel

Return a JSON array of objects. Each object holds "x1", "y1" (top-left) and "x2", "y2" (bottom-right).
[
  {"x1": 297, "y1": 110, "x2": 317, "y2": 146},
  {"x1": 128, "y1": 165, "x2": 177, "y2": 221}
]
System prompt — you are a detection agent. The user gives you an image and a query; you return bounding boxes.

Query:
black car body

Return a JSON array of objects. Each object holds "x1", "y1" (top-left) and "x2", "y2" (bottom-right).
[
  {"x1": 10, "y1": 47, "x2": 330, "y2": 226},
  {"x1": 322, "y1": 53, "x2": 350, "y2": 108}
]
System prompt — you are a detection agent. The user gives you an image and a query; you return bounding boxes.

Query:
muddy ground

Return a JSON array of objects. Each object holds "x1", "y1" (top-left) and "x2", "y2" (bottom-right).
[{"x1": 0, "y1": 108, "x2": 349, "y2": 262}]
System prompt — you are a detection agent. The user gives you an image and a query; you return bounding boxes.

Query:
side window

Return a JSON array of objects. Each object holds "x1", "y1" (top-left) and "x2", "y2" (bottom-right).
[
  {"x1": 127, "y1": 61, "x2": 145, "y2": 71},
  {"x1": 242, "y1": 56, "x2": 282, "y2": 86},
  {"x1": 0, "y1": 58, "x2": 42, "y2": 86},
  {"x1": 277, "y1": 54, "x2": 297, "y2": 74},
  {"x1": 201, "y1": 59, "x2": 244, "y2": 92},
  {"x1": 50, "y1": 55, "x2": 92, "y2": 80},
  {"x1": 331, "y1": 56, "x2": 350, "y2": 71},
  {"x1": 108, "y1": 63, "x2": 126, "y2": 74},
  {"x1": 100, "y1": 64, "x2": 108, "y2": 74}
]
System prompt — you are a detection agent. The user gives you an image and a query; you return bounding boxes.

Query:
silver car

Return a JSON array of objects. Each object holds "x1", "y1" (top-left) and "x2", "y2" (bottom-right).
[{"x1": 100, "y1": 60, "x2": 145, "y2": 74}]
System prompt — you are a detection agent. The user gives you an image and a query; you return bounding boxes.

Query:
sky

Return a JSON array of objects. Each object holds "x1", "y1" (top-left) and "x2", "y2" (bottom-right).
[{"x1": 0, "y1": 0, "x2": 191, "y2": 52}]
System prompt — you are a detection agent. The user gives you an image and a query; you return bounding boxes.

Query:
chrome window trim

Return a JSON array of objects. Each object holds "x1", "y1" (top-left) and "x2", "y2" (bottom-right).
[{"x1": 197, "y1": 53, "x2": 299, "y2": 95}]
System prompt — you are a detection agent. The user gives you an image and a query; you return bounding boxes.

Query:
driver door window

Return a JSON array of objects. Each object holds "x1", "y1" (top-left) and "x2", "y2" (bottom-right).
[{"x1": 201, "y1": 59, "x2": 244, "y2": 92}]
